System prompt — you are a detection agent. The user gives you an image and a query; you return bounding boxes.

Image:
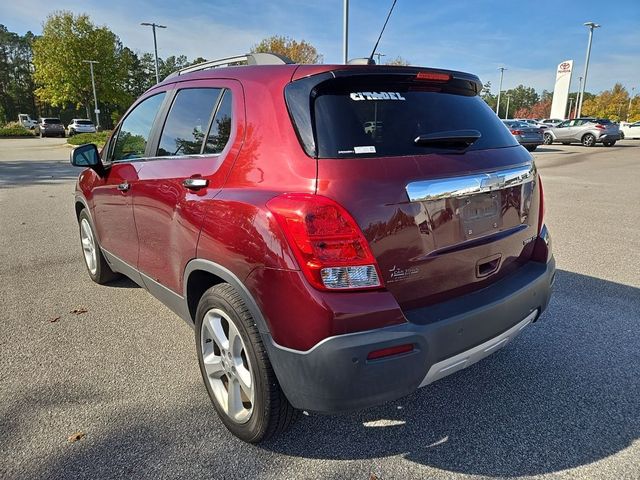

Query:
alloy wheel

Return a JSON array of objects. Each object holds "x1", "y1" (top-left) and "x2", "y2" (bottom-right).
[
  {"x1": 80, "y1": 218, "x2": 97, "y2": 275},
  {"x1": 200, "y1": 308, "x2": 254, "y2": 424}
]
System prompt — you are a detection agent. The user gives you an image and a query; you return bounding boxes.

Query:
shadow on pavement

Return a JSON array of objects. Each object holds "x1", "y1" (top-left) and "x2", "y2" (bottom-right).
[
  {"x1": 0, "y1": 160, "x2": 78, "y2": 188},
  {"x1": 6, "y1": 270, "x2": 638, "y2": 479}
]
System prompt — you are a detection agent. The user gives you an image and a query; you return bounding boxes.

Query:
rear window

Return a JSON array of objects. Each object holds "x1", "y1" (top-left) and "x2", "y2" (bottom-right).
[
  {"x1": 43, "y1": 118, "x2": 61, "y2": 124},
  {"x1": 76, "y1": 120, "x2": 94, "y2": 125},
  {"x1": 288, "y1": 75, "x2": 517, "y2": 158}
]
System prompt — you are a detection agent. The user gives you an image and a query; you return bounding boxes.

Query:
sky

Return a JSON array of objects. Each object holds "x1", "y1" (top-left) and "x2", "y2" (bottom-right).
[{"x1": 2, "y1": 0, "x2": 638, "y2": 95}]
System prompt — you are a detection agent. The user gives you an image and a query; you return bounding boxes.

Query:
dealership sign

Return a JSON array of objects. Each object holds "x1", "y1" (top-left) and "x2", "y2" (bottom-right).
[{"x1": 550, "y1": 60, "x2": 573, "y2": 120}]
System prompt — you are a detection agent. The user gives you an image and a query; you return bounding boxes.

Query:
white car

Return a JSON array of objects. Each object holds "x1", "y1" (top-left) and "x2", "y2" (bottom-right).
[
  {"x1": 620, "y1": 121, "x2": 640, "y2": 139},
  {"x1": 67, "y1": 119, "x2": 97, "y2": 136},
  {"x1": 18, "y1": 114, "x2": 37, "y2": 129}
]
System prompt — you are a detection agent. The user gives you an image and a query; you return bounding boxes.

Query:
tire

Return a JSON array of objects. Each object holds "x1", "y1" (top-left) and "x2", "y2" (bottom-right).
[
  {"x1": 525, "y1": 145, "x2": 537, "y2": 152},
  {"x1": 78, "y1": 209, "x2": 119, "y2": 284},
  {"x1": 603, "y1": 141, "x2": 616, "y2": 147},
  {"x1": 195, "y1": 283, "x2": 298, "y2": 443},
  {"x1": 619, "y1": 131, "x2": 625, "y2": 139},
  {"x1": 543, "y1": 133, "x2": 553, "y2": 145},
  {"x1": 582, "y1": 133, "x2": 596, "y2": 147},
  {"x1": 68, "y1": 129, "x2": 74, "y2": 137}
]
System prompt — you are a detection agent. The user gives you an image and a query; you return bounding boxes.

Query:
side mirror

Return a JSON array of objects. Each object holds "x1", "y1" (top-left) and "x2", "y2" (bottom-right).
[{"x1": 71, "y1": 143, "x2": 101, "y2": 168}]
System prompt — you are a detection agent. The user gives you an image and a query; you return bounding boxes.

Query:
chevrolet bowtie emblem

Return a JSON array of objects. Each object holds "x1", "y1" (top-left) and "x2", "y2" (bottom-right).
[{"x1": 480, "y1": 174, "x2": 506, "y2": 190}]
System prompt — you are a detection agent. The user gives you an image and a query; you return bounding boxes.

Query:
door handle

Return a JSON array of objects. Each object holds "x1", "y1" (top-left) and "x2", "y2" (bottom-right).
[
  {"x1": 117, "y1": 182, "x2": 130, "y2": 192},
  {"x1": 182, "y1": 178, "x2": 208, "y2": 190}
]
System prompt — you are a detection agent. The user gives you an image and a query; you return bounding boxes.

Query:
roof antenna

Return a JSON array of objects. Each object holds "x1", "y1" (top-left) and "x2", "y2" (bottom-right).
[{"x1": 369, "y1": 0, "x2": 398, "y2": 64}]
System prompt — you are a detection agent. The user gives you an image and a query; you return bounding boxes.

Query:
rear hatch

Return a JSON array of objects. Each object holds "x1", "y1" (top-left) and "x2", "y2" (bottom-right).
[{"x1": 285, "y1": 67, "x2": 542, "y2": 310}]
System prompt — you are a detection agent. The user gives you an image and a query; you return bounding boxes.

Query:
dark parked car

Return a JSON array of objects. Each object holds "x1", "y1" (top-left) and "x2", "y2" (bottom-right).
[
  {"x1": 71, "y1": 53, "x2": 554, "y2": 443},
  {"x1": 36, "y1": 117, "x2": 65, "y2": 138},
  {"x1": 503, "y1": 120, "x2": 544, "y2": 151}
]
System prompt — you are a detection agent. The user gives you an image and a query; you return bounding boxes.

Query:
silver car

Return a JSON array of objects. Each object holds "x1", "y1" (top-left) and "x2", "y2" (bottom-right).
[{"x1": 543, "y1": 118, "x2": 620, "y2": 147}]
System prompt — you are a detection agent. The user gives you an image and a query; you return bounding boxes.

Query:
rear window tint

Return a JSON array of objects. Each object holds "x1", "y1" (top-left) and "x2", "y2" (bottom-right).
[
  {"x1": 291, "y1": 76, "x2": 517, "y2": 158},
  {"x1": 43, "y1": 118, "x2": 61, "y2": 124},
  {"x1": 76, "y1": 120, "x2": 93, "y2": 125}
]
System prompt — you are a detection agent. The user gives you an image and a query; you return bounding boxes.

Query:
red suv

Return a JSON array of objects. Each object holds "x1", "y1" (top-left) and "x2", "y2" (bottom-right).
[{"x1": 71, "y1": 53, "x2": 554, "y2": 443}]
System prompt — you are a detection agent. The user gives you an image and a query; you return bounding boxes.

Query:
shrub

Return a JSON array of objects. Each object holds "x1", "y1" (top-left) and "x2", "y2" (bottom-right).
[
  {"x1": 0, "y1": 122, "x2": 34, "y2": 137},
  {"x1": 67, "y1": 131, "x2": 112, "y2": 147}
]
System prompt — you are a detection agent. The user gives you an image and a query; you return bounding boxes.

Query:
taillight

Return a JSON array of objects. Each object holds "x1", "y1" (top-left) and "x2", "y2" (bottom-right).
[
  {"x1": 595, "y1": 124, "x2": 606, "y2": 130},
  {"x1": 266, "y1": 193, "x2": 383, "y2": 291},
  {"x1": 511, "y1": 129, "x2": 524, "y2": 135},
  {"x1": 416, "y1": 71, "x2": 451, "y2": 82},
  {"x1": 537, "y1": 175, "x2": 545, "y2": 234}
]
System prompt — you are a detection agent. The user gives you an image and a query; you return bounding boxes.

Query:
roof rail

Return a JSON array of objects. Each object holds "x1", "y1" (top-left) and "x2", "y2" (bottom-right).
[{"x1": 164, "y1": 52, "x2": 295, "y2": 80}]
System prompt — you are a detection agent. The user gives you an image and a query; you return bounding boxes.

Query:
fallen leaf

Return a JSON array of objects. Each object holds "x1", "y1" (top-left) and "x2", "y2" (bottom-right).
[
  {"x1": 369, "y1": 474, "x2": 379, "y2": 480},
  {"x1": 49, "y1": 316, "x2": 61, "y2": 323},
  {"x1": 67, "y1": 431, "x2": 86, "y2": 443},
  {"x1": 70, "y1": 308, "x2": 88, "y2": 315}
]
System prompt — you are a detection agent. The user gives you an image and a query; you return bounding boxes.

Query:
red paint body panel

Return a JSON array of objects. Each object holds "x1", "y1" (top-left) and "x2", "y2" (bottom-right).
[
  {"x1": 75, "y1": 64, "x2": 547, "y2": 353},
  {"x1": 134, "y1": 79, "x2": 244, "y2": 293}
]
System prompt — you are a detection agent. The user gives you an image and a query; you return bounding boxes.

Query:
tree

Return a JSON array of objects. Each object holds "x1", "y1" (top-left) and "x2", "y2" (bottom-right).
[
  {"x1": 581, "y1": 83, "x2": 630, "y2": 121},
  {"x1": 32, "y1": 12, "x2": 130, "y2": 122},
  {"x1": 481, "y1": 81, "x2": 497, "y2": 110},
  {"x1": 384, "y1": 56, "x2": 410, "y2": 66},
  {"x1": 501, "y1": 85, "x2": 539, "y2": 118},
  {"x1": 0, "y1": 25, "x2": 37, "y2": 122},
  {"x1": 514, "y1": 99, "x2": 551, "y2": 119},
  {"x1": 251, "y1": 35, "x2": 321, "y2": 64}
]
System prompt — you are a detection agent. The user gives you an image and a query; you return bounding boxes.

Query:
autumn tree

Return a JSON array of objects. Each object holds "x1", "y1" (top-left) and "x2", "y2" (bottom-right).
[
  {"x1": 251, "y1": 35, "x2": 321, "y2": 64},
  {"x1": 384, "y1": 56, "x2": 410, "y2": 66},
  {"x1": 581, "y1": 83, "x2": 630, "y2": 121},
  {"x1": 514, "y1": 99, "x2": 551, "y2": 119}
]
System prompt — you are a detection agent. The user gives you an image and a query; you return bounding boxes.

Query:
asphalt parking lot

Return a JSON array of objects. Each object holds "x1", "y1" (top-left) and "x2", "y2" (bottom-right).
[{"x1": 1, "y1": 137, "x2": 638, "y2": 479}]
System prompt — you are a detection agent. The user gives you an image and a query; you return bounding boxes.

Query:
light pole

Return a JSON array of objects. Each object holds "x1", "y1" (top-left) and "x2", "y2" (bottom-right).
[
  {"x1": 83, "y1": 60, "x2": 100, "y2": 129},
  {"x1": 577, "y1": 22, "x2": 600, "y2": 118},
  {"x1": 574, "y1": 76, "x2": 583, "y2": 118},
  {"x1": 141, "y1": 22, "x2": 167, "y2": 83},
  {"x1": 505, "y1": 95, "x2": 511, "y2": 119},
  {"x1": 496, "y1": 67, "x2": 506, "y2": 115},
  {"x1": 628, "y1": 87, "x2": 636, "y2": 121},
  {"x1": 342, "y1": 0, "x2": 349, "y2": 64},
  {"x1": 374, "y1": 52, "x2": 386, "y2": 64}
]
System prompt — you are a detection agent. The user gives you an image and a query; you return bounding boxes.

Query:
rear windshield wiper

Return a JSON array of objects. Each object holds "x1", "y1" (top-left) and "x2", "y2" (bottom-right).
[{"x1": 414, "y1": 130, "x2": 481, "y2": 149}]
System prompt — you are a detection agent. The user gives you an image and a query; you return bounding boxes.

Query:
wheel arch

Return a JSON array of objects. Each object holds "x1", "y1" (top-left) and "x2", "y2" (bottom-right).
[{"x1": 183, "y1": 259, "x2": 271, "y2": 337}]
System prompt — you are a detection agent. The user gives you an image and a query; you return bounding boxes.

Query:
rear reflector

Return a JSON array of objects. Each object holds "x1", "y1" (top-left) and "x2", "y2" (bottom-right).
[
  {"x1": 537, "y1": 175, "x2": 545, "y2": 234},
  {"x1": 367, "y1": 344, "x2": 414, "y2": 360},
  {"x1": 416, "y1": 72, "x2": 451, "y2": 82}
]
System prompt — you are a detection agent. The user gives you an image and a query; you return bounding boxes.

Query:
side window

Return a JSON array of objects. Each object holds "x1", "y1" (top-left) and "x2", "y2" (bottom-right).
[
  {"x1": 112, "y1": 93, "x2": 166, "y2": 162},
  {"x1": 203, "y1": 90, "x2": 232, "y2": 155},
  {"x1": 157, "y1": 88, "x2": 222, "y2": 157}
]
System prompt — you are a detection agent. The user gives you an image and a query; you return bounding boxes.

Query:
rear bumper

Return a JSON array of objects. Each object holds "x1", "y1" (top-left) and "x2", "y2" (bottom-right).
[
  {"x1": 266, "y1": 256, "x2": 555, "y2": 413},
  {"x1": 596, "y1": 133, "x2": 620, "y2": 142}
]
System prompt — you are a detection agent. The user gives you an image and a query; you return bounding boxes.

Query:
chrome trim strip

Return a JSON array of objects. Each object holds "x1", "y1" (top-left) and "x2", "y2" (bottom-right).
[
  {"x1": 406, "y1": 163, "x2": 536, "y2": 202},
  {"x1": 418, "y1": 309, "x2": 538, "y2": 388}
]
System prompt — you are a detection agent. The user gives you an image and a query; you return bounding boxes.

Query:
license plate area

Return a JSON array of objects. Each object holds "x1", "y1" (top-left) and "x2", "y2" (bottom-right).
[{"x1": 459, "y1": 193, "x2": 501, "y2": 240}]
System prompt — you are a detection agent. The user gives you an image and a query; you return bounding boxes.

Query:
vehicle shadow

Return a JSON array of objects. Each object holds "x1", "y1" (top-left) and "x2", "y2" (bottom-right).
[
  {"x1": 6, "y1": 270, "x2": 638, "y2": 479},
  {"x1": 0, "y1": 160, "x2": 77, "y2": 188},
  {"x1": 259, "y1": 268, "x2": 639, "y2": 476}
]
